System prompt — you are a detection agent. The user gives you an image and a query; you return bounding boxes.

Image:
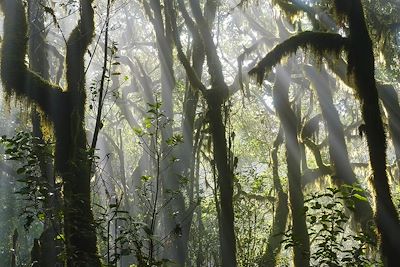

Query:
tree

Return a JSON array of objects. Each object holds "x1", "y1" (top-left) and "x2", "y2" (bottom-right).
[
  {"x1": 272, "y1": 65, "x2": 310, "y2": 267},
  {"x1": 250, "y1": 0, "x2": 400, "y2": 265},
  {"x1": 0, "y1": 0, "x2": 100, "y2": 265},
  {"x1": 167, "y1": 1, "x2": 237, "y2": 265}
]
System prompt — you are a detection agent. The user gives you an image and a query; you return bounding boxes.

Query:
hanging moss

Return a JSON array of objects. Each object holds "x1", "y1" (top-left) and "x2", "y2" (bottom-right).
[
  {"x1": 272, "y1": 0, "x2": 303, "y2": 22},
  {"x1": 0, "y1": 0, "x2": 100, "y2": 265},
  {"x1": 249, "y1": 31, "x2": 348, "y2": 84},
  {"x1": 0, "y1": 0, "x2": 65, "y2": 124}
]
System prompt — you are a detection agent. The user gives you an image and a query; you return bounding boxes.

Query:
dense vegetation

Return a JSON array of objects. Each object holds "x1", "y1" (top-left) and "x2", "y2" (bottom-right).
[{"x1": 0, "y1": 0, "x2": 400, "y2": 266}]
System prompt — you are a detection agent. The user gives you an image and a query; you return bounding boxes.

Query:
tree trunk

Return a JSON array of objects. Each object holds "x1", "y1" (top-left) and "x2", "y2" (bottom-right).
[
  {"x1": 339, "y1": 0, "x2": 400, "y2": 265},
  {"x1": 167, "y1": 0, "x2": 237, "y2": 264},
  {"x1": 273, "y1": 66, "x2": 310, "y2": 267},
  {"x1": 304, "y1": 65, "x2": 376, "y2": 241},
  {"x1": 259, "y1": 127, "x2": 289, "y2": 266},
  {"x1": 0, "y1": 0, "x2": 100, "y2": 265},
  {"x1": 378, "y1": 84, "x2": 400, "y2": 174},
  {"x1": 27, "y1": 1, "x2": 62, "y2": 265},
  {"x1": 206, "y1": 94, "x2": 237, "y2": 267}
]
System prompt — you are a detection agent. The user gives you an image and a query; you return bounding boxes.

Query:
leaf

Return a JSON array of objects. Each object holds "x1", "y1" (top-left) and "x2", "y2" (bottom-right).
[
  {"x1": 133, "y1": 127, "x2": 143, "y2": 136},
  {"x1": 144, "y1": 117, "x2": 152, "y2": 129},
  {"x1": 17, "y1": 167, "x2": 26, "y2": 174},
  {"x1": 326, "y1": 203, "x2": 336, "y2": 209},
  {"x1": 353, "y1": 193, "x2": 368, "y2": 202},
  {"x1": 141, "y1": 175, "x2": 151, "y2": 182},
  {"x1": 38, "y1": 212, "x2": 46, "y2": 221},
  {"x1": 313, "y1": 202, "x2": 322, "y2": 209}
]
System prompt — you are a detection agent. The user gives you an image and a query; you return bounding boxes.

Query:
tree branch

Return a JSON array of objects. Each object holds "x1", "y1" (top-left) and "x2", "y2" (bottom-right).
[
  {"x1": 249, "y1": 31, "x2": 348, "y2": 84},
  {"x1": 0, "y1": 0, "x2": 65, "y2": 123}
]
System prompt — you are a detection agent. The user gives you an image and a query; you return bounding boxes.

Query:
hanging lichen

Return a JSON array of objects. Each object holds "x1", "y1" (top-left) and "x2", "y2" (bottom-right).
[{"x1": 249, "y1": 31, "x2": 348, "y2": 84}]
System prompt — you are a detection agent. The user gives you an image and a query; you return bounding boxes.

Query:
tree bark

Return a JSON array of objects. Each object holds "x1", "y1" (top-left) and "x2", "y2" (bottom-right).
[
  {"x1": 273, "y1": 66, "x2": 310, "y2": 267},
  {"x1": 27, "y1": 1, "x2": 62, "y2": 265},
  {"x1": 304, "y1": 65, "x2": 376, "y2": 241},
  {"x1": 338, "y1": 1, "x2": 400, "y2": 265},
  {"x1": 0, "y1": 0, "x2": 100, "y2": 265},
  {"x1": 167, "y1": 1, "x2": 237, "y2": 265},
  {"x1": 259, "y1": 127, "x2": 289, "y2": 266}
]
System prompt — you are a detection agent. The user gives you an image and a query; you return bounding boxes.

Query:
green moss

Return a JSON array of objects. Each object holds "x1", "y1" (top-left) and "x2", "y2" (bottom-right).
[
  {"x1": 272, "y1": 0, "x2": 303, "y2": 22},
  {"x1": 249, "y1": 31, "x2": 348, "y2": 84},
  {"x1": 0, "y1": 0, "x2": 64, "y2": 124}
]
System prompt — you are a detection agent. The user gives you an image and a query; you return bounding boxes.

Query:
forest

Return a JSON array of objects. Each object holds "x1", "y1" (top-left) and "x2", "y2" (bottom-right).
[{"x1": 0, "y1": 0, "x2": 400, "y2": 266}]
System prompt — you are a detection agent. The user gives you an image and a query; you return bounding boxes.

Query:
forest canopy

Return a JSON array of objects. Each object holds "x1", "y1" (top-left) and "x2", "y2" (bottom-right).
[{"x1": 0, "y1": 0, "x2": 400, "y2": 266}]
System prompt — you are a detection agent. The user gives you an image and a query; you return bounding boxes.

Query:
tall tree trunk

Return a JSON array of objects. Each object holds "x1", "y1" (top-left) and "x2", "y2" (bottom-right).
[
  {"x1": 27, "y1": 1, "x2": 62, "y2": 265},
  {"x1": 273, "y1": 66, "x2": 310, "y2": 267},
  {"x1": 304, "y1": 65, "x2": 376, "y2": 241},
  {"x1": 259, "y1": 127, "x2": 289, "y2": 266},
  {"x1": 61, "y1": 1, "x2": 99, "y2": 265},
  {"x1": 0, "y1": 0, "x2": 100, "y2": 265},
  {"x1": 167, "y1": 0, "x2": 237, "y2": 265},
  {"x1": 206, "y1": 95, "x2": 237, "y2": 267},
  {"x1": 189, "y1": 0, "x2": 237, "y2": 264},
  {"x1": 338, "y1": 0, "x2": 400, "y2": 264}
]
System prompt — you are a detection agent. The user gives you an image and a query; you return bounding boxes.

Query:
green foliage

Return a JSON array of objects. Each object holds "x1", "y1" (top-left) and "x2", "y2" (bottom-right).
[
  {"x1": 133, "y1": 101, "x2": 183, "y2": 163},
  {"x1": 281, "y1": 186, "x2": 381, "y2": 267},
  {"x1": 1, "y1": 132, "x2": 56, "y2": 230},
  {"x1": 95, "y1": 101, "x2": 184, "y2": 265},
  {"x1": 95, "y1": 199, "x2": 171, "y2": 266}
]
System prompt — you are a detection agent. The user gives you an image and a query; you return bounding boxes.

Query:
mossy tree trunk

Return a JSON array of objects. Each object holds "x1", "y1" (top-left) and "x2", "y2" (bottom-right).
[
  {"x1": 337, "y1": 0, "x2": 400, "y2": 264},
  {"x1": 188, "y1": 1, "x2": 237, "y2": 265},
  {"x1": 0, "y1": 0, "x2": 100, "y2": 265},
  {"x1": 250, "y1": 0, "x2": 400, "y2": 263},
  {"x1": 27, "y1": 1, "x2": 62, "y2": 265}
]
